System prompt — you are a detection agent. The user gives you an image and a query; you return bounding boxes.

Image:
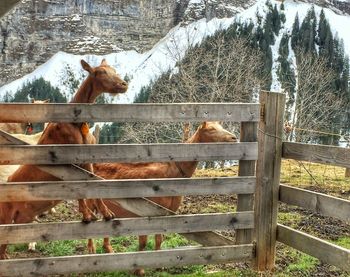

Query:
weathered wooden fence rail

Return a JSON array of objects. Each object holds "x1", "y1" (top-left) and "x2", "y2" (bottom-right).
[
  {"x1": 0, "y1": 245, "x2": 254, "y2": 276},
  {"x1": 277, "y1": 224, "x2": 350, "y2": 272},
  {"x1": 0, "y1": 142, "x2": 258, "y2": 164},
  {"x1": 0, "y1": 176, "x2": 256, "y2": 201},
  {"x1": 0, "y1": 103, "x2": 260, "y2": 123},
  {"x1": 0, "y1": 212, "x2": 254, "y2": 244},
  {"x1": 283, "y1": 142, "x2": 350, "y2": 168},
  {"x1": 279, "y1": 184, "x2": 350, "y2": 223}
]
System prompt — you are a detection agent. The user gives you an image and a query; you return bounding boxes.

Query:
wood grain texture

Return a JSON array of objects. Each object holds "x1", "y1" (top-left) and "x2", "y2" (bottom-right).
[
  {"x1": 277, "y1": 224, "x2": 350, "y2": 271},
  {"x1": 282, "y1": 142, "x2": 350, "y2": 168},
  {"x1": 0, "y1": 142, "x2": 258, "y2": 165},
  {"x1": 0, "y1": 212, "x2": 254, "y2": 244},
  {"x1": 236, "y1": 122, "x2": 257, "y2": 244},
  {"x1": 279, "y1": 184, "x2": 350, "y2": 223},
  {"x1": 254, "y1": 91, "x2": 285, "y2": 270},
  {"x1": 0, "y1": 245, "x2": 254, "y2": 276},
  {"x1": 0, "y1": 103, "x2": 260, "y2": 123},
  {"x1": 0, "y1": 176, "x2": 256, "y2": 201}
]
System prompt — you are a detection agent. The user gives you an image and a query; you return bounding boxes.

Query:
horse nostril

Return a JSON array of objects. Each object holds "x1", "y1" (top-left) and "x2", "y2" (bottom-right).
[{"x1": 122, "y1": 81, "x2": 127, "y2": 86}]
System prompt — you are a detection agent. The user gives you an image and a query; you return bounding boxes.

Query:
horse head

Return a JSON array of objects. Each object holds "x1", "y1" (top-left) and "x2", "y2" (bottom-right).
[
  {"x1": 81, "y1": 59, "x2": 128, "y2": 95},
  {"x1": 194, "y1": 122, "x2": 237, "y2": 143}
]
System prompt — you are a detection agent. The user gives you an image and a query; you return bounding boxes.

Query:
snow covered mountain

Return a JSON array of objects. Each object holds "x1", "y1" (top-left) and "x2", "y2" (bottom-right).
[{"x1": 0, "y1": 0, "x2": 349, "y2": 104}]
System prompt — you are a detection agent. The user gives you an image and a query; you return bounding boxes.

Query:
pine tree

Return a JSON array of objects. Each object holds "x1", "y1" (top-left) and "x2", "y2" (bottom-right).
[
  {"x1": 272, "y1": 4, "x2": 281, "y2": 34},
  {"x1": 12, "y1": 78, "x2": 66, "y2": 103},
  {"x1": 291, "y1": 14, "x2": 300, "y2": 49},
  {"x1": 134, "y1": 86, "x2": 151, "y2": 103}
]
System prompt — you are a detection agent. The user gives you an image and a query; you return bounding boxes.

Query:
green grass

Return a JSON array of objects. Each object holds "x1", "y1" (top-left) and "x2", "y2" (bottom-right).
[
  {"x1": 331, "y1": 236, "x2": 350, "y2": 249},
  {"x1": 286, "y1": 251, "x2": 318, "y2": 275},
  {"x1": 36, "y1": 240, "x2": 86, "y2": 256}
]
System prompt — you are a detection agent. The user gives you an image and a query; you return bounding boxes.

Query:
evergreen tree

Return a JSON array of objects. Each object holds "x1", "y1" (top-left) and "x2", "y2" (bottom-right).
[
  {"x1": 277, "y1": 33, "x2": 296, "y2": 118},
  {"x1": 1, "y1": 91, "x2": 13, "y2": 102},
  {"x1": 134, "y1": 86, "x2": 151, "y2": 103},
  {"x1": 291, "y1": 14, "x2": 300, "y2": 49},
  {"x1": 99, "y1": 122, "x2": 124, "y2": 144},
  {"x1": 272, "y1": 4, "x2": 281, "y2": 34},
  {"x1": 12, "y1": 78, "x2": 66, "y2": 103}
]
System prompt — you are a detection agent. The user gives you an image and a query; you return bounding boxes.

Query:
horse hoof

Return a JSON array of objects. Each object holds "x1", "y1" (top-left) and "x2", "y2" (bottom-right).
[
  {"x1": 103, "y1": 211, "x2": 115, "y2": 221},
  {"x1": 82, "y1": 217, "x2": 92, "y2": 224},
  {"x1": 88, "y1": 247, "x2": 96, "y2": 254},
  {"x1": 133, "y1": 269, "x2": 145, "y2": 276}
]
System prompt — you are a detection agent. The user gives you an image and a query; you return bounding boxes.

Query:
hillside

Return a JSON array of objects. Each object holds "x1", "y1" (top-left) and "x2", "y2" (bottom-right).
[
  {"x1": 0, "y1": 0, "x2": 349, "y2": 146},
  {"x1": 0, "y1": 0, "x2": 252, "y2": 86},
  {"x1": 1, "y1": 0, "x2": 349, "y2": 101}
]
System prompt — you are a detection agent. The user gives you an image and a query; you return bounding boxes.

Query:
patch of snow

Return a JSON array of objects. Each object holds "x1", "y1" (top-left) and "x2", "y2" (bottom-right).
[
  {"x1": 1, "y1": 0, "x2": 349, "y2": 107},
  {"x1": 0, "y1": 16, "x2": 238, "y2": 104}
]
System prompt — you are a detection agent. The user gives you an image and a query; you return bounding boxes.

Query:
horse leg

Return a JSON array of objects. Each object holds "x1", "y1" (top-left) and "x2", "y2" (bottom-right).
[
  {"x1": 0, "y1": 244, "x2": 9, "y2": 260},
  {"x1": 155, "y1": 234, "x2": 163, "y2": 251},
  {"x1": 0, "y1": 207, "x2": 14, "y2": 259},
  {"x1": 79, "y1": 199, "x2": 98, "y2": 223},
  {"x1": 94, "y1": 199, "x2": 115, "y2": 221},
  {"x1": 87, "y1": 239, "x2": 96, "y2": 254},
  {"x1": 103, "y1": 237, "x2": 113, "y2": 253},
  {"x1": 79, "y1": 164, "x2": 114, "y2": 221},
  {"x1": 133, "y1": 235, "x2": 148, "y2": 276}
]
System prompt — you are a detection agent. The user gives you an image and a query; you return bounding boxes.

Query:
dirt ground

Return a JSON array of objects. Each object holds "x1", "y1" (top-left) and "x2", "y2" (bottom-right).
[{"x1": 4, "y1": 162, "x2": 350, "y2": 276}]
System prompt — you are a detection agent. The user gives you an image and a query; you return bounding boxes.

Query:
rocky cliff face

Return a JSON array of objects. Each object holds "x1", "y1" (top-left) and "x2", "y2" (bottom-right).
[
  {"x1": 1, "y1": 0, "x2": 348, "y2": 87},
  {"x1": 0, "y1": 0, "x2": 179, "y2": 86},
  {"x1": 0, "y1": 0, "x2": 253, "y2": 87}
]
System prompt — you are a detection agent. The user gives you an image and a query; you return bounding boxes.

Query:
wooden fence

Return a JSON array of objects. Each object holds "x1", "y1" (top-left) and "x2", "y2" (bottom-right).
[
  {"x1": 0, "y1": 91, "x2": 349, "y2": 276},
  {"x1": 278, "y1": 142, "x2": 350, "y2": 271},
  {"x1": 0, "y1": 101, "x2": 260, "y2": 276}
]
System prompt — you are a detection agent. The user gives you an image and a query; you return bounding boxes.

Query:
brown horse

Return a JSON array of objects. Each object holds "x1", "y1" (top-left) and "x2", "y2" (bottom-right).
[
  {"x1": 87, "y1": 122, "x2": 237, "y2": 275},
  {"x1": 0, "y1": 59, "x2": 128, "y2": 260}
]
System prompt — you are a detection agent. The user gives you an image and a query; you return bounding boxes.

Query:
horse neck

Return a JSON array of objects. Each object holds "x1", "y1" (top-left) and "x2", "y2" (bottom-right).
[
  {"x1": 174, "y1": 130, "x2": 201, "y2": 177},
  {"x1": 70, "y1": 76, "x2": 97, "y2": 103}
]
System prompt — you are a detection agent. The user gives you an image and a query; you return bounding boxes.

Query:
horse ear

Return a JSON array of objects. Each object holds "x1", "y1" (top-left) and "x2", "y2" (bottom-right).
[
  {"x1": 81, "y1": 60, "x2": 93, "y2": 73},
  {"x1": 101, "y1": 59, "x2": 108, "y2": 66},
  {"x1": 201, "y1": 122, "x2": 208, "y2": 128}
]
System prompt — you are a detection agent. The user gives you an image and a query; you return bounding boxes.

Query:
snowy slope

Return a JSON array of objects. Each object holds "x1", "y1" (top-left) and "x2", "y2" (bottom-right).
[
  {"x1": 0, "y1": 16, "x2": 243, "y2": 103},
  {"x1": 0, "y1": 0, "x2": 349, "y2": 103}
]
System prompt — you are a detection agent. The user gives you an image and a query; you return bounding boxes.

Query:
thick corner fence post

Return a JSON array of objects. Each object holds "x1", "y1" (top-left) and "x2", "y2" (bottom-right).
[{"x1": 254, "y1": 91, "x2": 285, "y2": 270}]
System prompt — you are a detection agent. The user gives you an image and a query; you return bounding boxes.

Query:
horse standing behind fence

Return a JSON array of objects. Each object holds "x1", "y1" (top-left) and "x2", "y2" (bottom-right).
[
  {"x1": 88, "y1": 121, "x2": 237, "y2": 275},
  {"x1": 0, "y1": 59, "x2": 128, "y2": 260}
]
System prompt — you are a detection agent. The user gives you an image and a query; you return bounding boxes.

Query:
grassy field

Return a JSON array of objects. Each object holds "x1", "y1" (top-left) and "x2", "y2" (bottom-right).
[{"x1": 7, "y1": 160, "x2": 350, "y2": 277}]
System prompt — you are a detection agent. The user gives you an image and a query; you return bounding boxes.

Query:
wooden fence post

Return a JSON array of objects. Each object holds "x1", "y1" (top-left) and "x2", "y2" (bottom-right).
[
  {"x1": 254, "y1": 91, "x2": 285, "y2": 270},
  {"x1": 236, "y1": 122, "x2": 257, "y2": 244}
]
